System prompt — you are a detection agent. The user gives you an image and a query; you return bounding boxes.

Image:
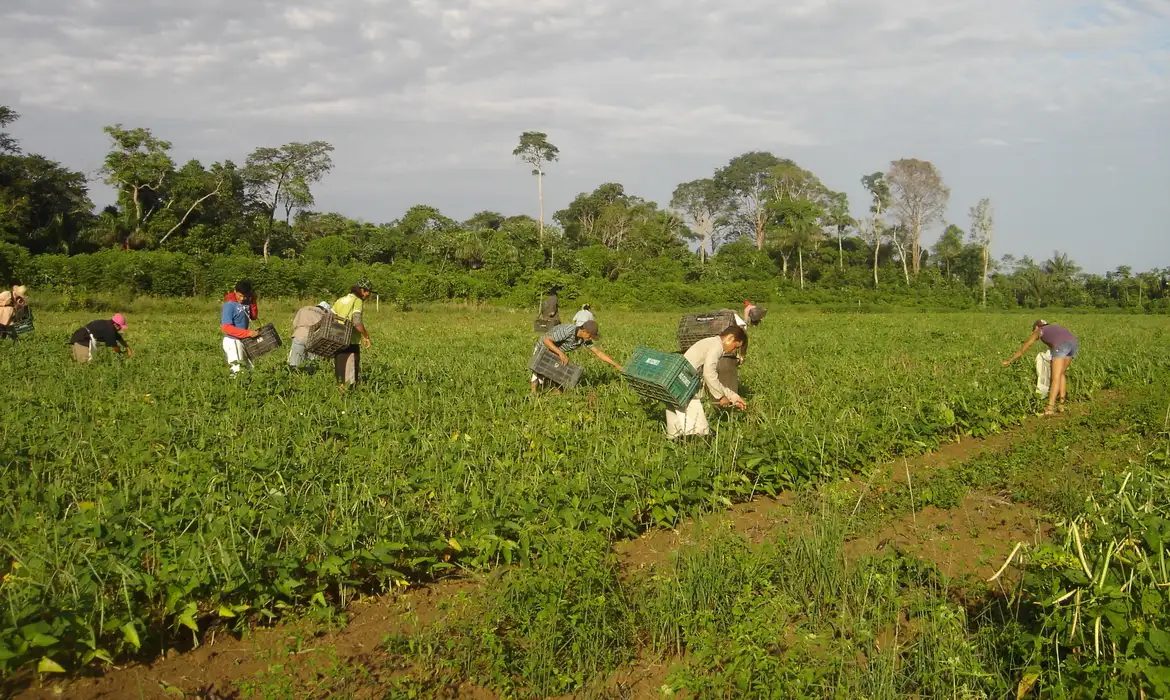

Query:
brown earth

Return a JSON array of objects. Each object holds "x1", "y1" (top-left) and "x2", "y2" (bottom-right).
[{"x1": 11, "y1": 406, "x2": 1088, "y2": 699}]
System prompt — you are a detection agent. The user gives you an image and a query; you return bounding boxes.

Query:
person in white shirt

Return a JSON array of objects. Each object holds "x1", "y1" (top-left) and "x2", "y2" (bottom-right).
[
  {"x1": 666, "y1": 326, "x2": 748, "y2": 438},
  {"x1": 573, "y1": 304, "x2": 594, "y2": 326}
]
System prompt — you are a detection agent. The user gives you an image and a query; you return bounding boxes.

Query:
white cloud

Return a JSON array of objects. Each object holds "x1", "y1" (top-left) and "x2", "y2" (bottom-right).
[{"x1": 0, "y1": 0, "x2": 1166, "y2": 270}]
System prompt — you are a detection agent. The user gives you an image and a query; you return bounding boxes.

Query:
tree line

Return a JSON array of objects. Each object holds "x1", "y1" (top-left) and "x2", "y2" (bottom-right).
[{"x1": 0, "y1": 109, "x2": 1165, "y2": 310}]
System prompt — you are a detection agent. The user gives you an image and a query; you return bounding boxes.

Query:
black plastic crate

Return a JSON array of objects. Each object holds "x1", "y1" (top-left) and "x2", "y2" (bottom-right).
[
  {"x1": 677, "y1": 310, "x2": 738, "y2": 352},
  {"x1": 528, "y1": 343, "x2": 583, "y2": 388},
  {"x1": 242, "y1": 323, "x2": 282, "y2": 360},
  {"x1": 306, "y1": 312, "x2": 354, "y2": 356}
]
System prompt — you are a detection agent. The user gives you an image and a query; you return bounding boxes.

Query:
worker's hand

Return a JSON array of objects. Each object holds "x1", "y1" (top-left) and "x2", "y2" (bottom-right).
[
  {"x1": 732, "y1": 397, "x2": 747, "y2": 411},
  {"x1": 249, "y1": 330, "x2": 261, "y2": 338},
  {"x1": 125, "y1": 348, "x2": 134, "y2": 358},
  {"x1": 1001, "y1": 359, "x2": 1012, "y2": 367},
  {"x1": 362, "y1": 336, "x2": 372, "y2": 349},
  {"x1": 557, "y1": 352, "x2": 570, "y2": 366}
]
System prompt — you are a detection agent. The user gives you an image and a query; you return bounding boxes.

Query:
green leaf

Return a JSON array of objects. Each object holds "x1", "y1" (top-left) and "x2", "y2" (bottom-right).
[
  {"x1": 121, "y1": 622, "x2": 141, "y2": 650},
  {"x1": 37, "y1": 656, "x2": 66, "y2": 674}
]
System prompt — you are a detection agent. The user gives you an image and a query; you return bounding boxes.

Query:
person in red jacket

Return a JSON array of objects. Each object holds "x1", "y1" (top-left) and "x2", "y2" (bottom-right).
[{"x1": 221, "y1": 280, "x2": 260, "y2": 375}]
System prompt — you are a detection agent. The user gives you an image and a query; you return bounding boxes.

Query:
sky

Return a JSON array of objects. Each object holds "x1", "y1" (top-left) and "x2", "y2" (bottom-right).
[{"x1": 1, "y1": 0, "x2": 1168, "y2": 273}]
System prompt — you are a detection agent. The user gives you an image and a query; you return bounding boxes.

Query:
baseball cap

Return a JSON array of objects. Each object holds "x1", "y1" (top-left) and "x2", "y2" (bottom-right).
[
  {"x1": 317, "y1": 301, "x2": 332, "y2": 311},
  {"x1": 580, "y1": 319, "x2": 600, "y2": 339},
  {"x1": 112, "y1": 313, "x2": 127, "y2": 329},
  {"x1": 356, "y1": 278, "x2": 375, "y2": 293}
]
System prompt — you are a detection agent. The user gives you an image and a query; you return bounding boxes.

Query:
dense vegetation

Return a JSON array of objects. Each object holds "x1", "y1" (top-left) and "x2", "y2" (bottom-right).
[
  {"x1": 1, "y1": 306, "x2": 1166, "y2": 685},
  {"x1": 1, "y1": 107, "x2": 1165, "y2": 311}
]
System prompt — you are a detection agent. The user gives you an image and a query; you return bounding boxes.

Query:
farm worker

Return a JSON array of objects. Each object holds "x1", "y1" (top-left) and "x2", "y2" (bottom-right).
[
  {"x1": 221, "y1": 285, "x2": 260, "y2": 375},
  {"x1": 666, "y1": 326, "x2": 748, "y2": 438},
  {"x1": 573, "y1": 304, "x2": 594, "y2": 326},
  {"x1": 332, "y1": 280, "x2": 373, "y2": 385},
  {"x1": 288, "y1": 301, "x2": 331, "y2": 370},
  {"x1": 743, "y1": 299, "x2": 767, "y2": 326},
  {"x1": 0, "y1": 284, "x2": 28, "y2": 342},
  {"x1": 223, "y1": 279, "x2": 258, "y2": 321},
  {"x1": 1002, "y1": 319, "x2": 1078, "y2": 416},
  {"x1": 70, "y1": 313, "x2": 131, "y2": 362},
  {"x1": 539, "y1": 288, "x2": 560, "y2": 325},
  {"x1": 530, "y1": 319, "x2": 621, "y2": 392}
]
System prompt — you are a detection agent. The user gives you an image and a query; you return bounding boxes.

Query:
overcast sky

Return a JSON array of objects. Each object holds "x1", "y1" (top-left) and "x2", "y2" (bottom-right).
[{"x1": 1, "y1": 0, "x2": 1167, "y2": 272}]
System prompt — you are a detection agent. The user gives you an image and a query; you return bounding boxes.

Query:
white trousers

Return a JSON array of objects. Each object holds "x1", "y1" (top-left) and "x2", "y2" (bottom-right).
[
  {"x1": 1035, "y1": 350, "x2": 1052, "y2": 395},
  {"x1": 665, "y1": 397, "x2": 710, "y2": 438},
  {"x1": 222, "y1": 337, "x2": 251, "y2": 374}
]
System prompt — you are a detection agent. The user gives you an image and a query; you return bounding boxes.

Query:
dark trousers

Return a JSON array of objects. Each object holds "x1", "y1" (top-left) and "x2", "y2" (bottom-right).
[
  {"x1": 716, "y1": 355, "x2": 739, "y2": 394},
  {"x1": 335, "y1": 345, "x2": 360, "y2": 384}
]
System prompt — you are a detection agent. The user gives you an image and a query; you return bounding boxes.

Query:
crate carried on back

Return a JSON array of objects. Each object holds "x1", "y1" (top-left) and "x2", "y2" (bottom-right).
[
  {"x1": 622, "y1": 346, "x2": 701, "y2": 410},
  {"x1": 241, "y1": 323, "x2": 282, "y2": 360},
  {"x1": 677, "y1": 310, "x2": 738, "y2": 353},
  {"x1": 529, "y1": 343, "x2": 584, "y2": 388},
  {"x1": 306, "y1": 312, "x2": 354, "y2": 356}
]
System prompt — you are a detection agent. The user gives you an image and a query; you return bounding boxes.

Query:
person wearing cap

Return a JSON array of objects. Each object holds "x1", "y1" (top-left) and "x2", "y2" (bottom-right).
[
  {"x1": 332, "y1": 281, "x2": 373, "y2": 385},
  {"x1": 573, "y1": 303, "x2": 594, "y2": 326},
  {"x1": 530, "y1": 319, "x2": 621, "y2": 392},
  {"x1": 288, "y1": 301, "x2": 332, "y2": 370},
  {"x1": 221, "y1": 288, "x2": 260, "y2": 375},
  {"x1": 70, "y1": 314, "x2": 131, "y2": 362},
  {"x1": 666, "y1": 325, "x2": 748, "y2": 438},
  {"x1": 743, "y1": 299, "x2": 766, "y2": 326},
  {"x1": 1003, "y1": 319, "x2": 1079, "y2": 415}
]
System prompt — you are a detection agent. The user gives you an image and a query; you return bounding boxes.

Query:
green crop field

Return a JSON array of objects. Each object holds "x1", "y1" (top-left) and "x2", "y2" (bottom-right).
[{"x1": 2, "y1": 304, "x2": 1169, "y2": 693}]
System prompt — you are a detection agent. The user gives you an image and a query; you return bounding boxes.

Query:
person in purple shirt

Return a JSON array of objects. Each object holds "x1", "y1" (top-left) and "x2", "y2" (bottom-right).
[{"x1": 1002, "y1": 319, "x2": 1079, "y2": 415}]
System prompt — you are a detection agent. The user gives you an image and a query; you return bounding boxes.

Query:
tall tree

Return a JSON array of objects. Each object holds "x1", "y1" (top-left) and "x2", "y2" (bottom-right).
[
  {"x1": 243, "y1": 141, "x2": 334, "y2": 261},
  {"x1": 765, "y1": 160, "x2": 830, "y2": 287},
  {"x1": 713, "y1": 151, "x2": 781, "y2": 250},
  {"x1": 968, "y1": 198, "x2": 993, "y2": 306},
  {"x1": 825, "y1": 191, "x2": 852, "y2": 271},
  {"x1": 861, "y1": 172, "x2": 891, "y2": 288},
  {"x1": 932, "y1": 224, "x2": 964, "y2": 279},
  {"x1": 886, "y1": 158, "x2": 949, "y2": 276},
  {"x1": 512, "y1": 131, "x2": 559, "y2": 244},
  {"x1": 0, "y1": 106, "x2": 20, "y2": 155},
  {"x1": 101, "y1": 124, "x2": 175, "y2": 245},
  {"x1": 670, "y1": 178, "x2": 724, "y2": 263}
]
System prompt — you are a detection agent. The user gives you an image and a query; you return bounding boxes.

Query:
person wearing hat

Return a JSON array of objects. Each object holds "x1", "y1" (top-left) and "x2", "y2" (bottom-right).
[
  {"x1": 288, "y1": 301, "x2": 332, "y2": 370},
  {"x1": 531, "y1": 319, "x2": 621, "y2": 392},
  {"x1": 221, "y1": 286, "x2": 261, "y2": 375},
  {"x1": 0, "y1": 284, "x2": 30, "y2": 342},
  {"x1": 70, "y1": 314, "x2": 131, "y2": 362},
  {"x1": 1003, "y1": 319, "x2": 1079, "y2": 415},
  {"x1": 332, "y1": 281, "x2": 374, "y2": 385},
  {"x1": 666, "y1": 326, "x2": 748, "y2": 438},
  {"x1": 572, "y1": 303, "x2": 594, "y2": 326}
]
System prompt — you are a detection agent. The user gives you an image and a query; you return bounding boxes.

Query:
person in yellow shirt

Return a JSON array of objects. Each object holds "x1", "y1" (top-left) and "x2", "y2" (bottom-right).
[{"x1": 332, "y1": 280, "x2": 373, "y2": 385}]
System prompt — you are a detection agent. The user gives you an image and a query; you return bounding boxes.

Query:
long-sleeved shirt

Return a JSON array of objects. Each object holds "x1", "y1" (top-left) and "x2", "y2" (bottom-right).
[
  {"x1": 221, "y1": 300, "x2": 252, "y2": 339},
  {"x1": 291, "y1": 305, "x2": 327, "y2": 342},
  {"x1": 683, "y1": 336, "x2": 742, "y2": 403}
]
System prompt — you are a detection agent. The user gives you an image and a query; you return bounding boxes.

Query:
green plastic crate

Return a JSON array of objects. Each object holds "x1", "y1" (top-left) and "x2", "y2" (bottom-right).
[{"x1": 622, "y1": 346, "x2": 701, "y2": 410}]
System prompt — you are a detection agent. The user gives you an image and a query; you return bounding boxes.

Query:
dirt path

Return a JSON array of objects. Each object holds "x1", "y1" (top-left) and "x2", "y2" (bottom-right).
[{"x1": 12, "y1": 406, "x2": 1093, "y2": 699}]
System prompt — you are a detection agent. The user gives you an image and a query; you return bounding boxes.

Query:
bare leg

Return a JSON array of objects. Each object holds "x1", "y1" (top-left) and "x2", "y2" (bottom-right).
[
  {"x1": 1046, "y1": 357, "x2": 1070, "y2": 415},
  {"x1": 1056, "y1": 358, "x2": 1071, "y2": 409}
]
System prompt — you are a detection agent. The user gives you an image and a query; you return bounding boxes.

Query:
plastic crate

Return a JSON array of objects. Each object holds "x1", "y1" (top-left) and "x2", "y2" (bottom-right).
[
  {"x1": 622, "y1": 346, "x2": 701, "y2": 410},
  {"x1": 241, "y1": 323, "x2": 282, "y2": 360},
  {"x1": 10, "y1": 305, "x2": 33, "y2": 336},
  {"x1": 306, "y1": 312, "x2": 354, "y2": 356},
  {"x1": 677, "y1": 310, "x2": 737, "y2": 352},
  {"x1": 528, "y1": 343, "x2": 583, "y2": 388}
]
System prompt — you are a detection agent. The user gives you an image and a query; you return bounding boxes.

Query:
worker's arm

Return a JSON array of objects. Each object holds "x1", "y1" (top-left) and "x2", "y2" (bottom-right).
[
  {"x1": 1003, "y1": 329, "x2": 1041, "y2": 366},
  {"x1": 352, "y1": 310, "x2": 371, "y2": 348},
  {"x1": 588, "y1": 345, "x2": 623, "y2": 371},
  {"x1": 543, "y1": 336, "x2": 569, "y2": 365},
  {"x1": 702, "y1": 346, "x2": 744, "y2": 408},
  {"x1": 221, "y1": 324, "x2": 257, "y2": 339}
]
